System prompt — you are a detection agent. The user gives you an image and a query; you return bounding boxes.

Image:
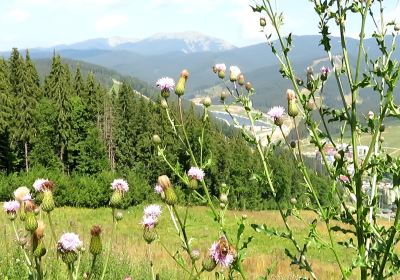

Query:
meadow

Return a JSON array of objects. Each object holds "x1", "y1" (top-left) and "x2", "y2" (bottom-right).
[{"x1": 0, "y1": 205, "x2": 371, "y2": 280}]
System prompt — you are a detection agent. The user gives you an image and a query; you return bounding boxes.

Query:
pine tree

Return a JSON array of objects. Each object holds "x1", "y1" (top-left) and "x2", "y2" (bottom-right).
[
  {"x1": 0, "y1": 58, "x2": 13, "y2": 172},
  {"x1": 74, "y1": 64, "x2": 84, "y2": 97},
  {"x1": 45, "y1": 54, "x2": 72, "y2": 169}
]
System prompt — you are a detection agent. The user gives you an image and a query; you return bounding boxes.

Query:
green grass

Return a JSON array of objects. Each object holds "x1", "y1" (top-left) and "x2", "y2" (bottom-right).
[{"x1": 0, "y1": 205, "x2": 383, "y2": 279}]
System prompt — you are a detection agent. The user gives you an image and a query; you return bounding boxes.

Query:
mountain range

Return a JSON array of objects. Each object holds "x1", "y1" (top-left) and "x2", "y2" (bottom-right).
[{"x1": 2, "y1": 31, "x2": 399, "y2": 112}]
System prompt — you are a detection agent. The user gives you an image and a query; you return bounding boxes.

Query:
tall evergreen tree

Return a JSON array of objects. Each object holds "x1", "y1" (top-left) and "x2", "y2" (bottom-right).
[
  {"x1": 74, "y1": 64, "x2": 85, "y2": 97},
  {"x1": 45, "y1": 54, "x2": 72, "y2": 169}
]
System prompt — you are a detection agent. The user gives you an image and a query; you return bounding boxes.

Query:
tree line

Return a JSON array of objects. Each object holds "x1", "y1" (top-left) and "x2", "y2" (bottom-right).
[{"x1": 0, "y1": 48, "x2": 332, "y2": 209}]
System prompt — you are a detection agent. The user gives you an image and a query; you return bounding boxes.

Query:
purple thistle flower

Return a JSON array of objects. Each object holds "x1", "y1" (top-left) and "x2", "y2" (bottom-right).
[
  {"x1": 22, "y1": 194, "x2": 32, "y2": 202},
  {"x1": 58, "y1": 233, "x2": 82, "y2": 252},
  {"x1": 209, "y1": 236, "x2": 235, "y2": 268},
  {"x1": 141, "y1": 215, "x2": 157, "y2": 229},
  {"x1": 320, "y1": 66, "x2": 331, "y2": 76},
  {"x1": 111, "y1": 179, "x2": 129, "y2": 193},
  {"x1": 187, "y1": 167, "x2": 205, "y2": 181},
  {"x1": 144, "y1": 204, "x2": 162, "y2": 219},
  {"x1": 214, "y1": 63, "x2": 226, "y2": 72},
  {"x1": 154, "y1": 184, "x2": 163, "y2": 194},
  {"x1": 3, "y1": 200, "x2": 20, "y2": 214},
  {"x1": 33, "y1": 178, "x2": 50, "y2": 192},
  {"x1": 267, "y1": 106, "x2": 285, "y2": 120},
  {"x1": 156, "y1": 77, "x2": 175, "y2": 92}
]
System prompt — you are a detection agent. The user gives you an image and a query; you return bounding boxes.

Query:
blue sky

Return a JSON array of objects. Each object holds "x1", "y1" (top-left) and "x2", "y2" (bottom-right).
[{"x1": 0, "y1": 0, "x2": 399, "y2": 51}]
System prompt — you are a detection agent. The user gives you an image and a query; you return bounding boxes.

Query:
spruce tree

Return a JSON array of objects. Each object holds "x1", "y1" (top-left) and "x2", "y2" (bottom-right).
[
  {"x1": 45, "y1": 54, "x2": 72, "y2": 169},
  {"x1": 74, "y1": 64, "x2": 85, "y2": 97}
]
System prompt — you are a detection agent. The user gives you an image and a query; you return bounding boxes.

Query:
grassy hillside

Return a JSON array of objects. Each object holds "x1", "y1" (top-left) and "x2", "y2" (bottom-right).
[{"x1": 0, "y1": 206, "x2": 364, "y2": 279}]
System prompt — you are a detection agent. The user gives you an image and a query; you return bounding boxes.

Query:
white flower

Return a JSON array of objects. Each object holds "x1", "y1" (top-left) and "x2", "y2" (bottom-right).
[
  {"x1": 111, "y1": 179, "x2": 129, "y2": 193},
  {"x1": 229, "y1": 66, "x2": 241, "y2": 81}
]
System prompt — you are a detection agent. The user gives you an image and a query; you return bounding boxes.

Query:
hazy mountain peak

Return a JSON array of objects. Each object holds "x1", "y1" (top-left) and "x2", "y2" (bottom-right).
[
  {"x1": 145, "y1": 31, "x2": 236, "y2": 53},
  {"x1": 108, "y1": 36, "x2": 139, "y2": 47}
]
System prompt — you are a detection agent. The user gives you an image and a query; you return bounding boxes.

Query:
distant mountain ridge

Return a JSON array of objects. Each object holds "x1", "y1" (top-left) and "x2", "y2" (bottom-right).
[
  {"x1": 27, "y1": 31, "x2": 236, "y2": 55},
  {"x1": 2, "y1": 33, "x2": 399, "y2": 113}
]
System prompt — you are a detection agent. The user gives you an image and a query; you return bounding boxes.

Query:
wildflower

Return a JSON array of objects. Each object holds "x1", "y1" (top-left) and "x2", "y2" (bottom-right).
[
  {"x1": 33, "y1": 178, "x2": 51, "y2": 192},
  {"x1": 58, "y1": 233, "x2": 83, "y2": 252},
  {"x1": 34, "y1": 220, "x2": 45, "y2": 239},
  {"x1": 188, "y1": 167, "x2": 205, "y2": 180},
  {"x1": 237, "y1": 74, "x2": 245, "y2": 86},
  {"x1": 229, "y1": 66, "x2": 241, "y2": 82},
  {"x1": 156, "y1": 77, "x2": 175, "y2": 98},
  {"x1": 111, "y1": 179, "x2": 129, "y2": 193},
  {"x1": 220, "y1": 91, "x2": 229, "y2": 102},
  {"x1": 3, "y1": 200, "x2": 20, "y2": 214},
  {"x1": 214, "y1": 63, "x2": 226, "y2": 79},
  {"x1": 110, "y1": 179, "x2": 128, "y2": 208},
  {"x1": 286, "y1": 89, "x2": 298, "y2": 118},
  {"x1": 320, "y1": 66, "x2": 330, "y2": 81},
  {"x1": 14, "y1": 186, "x2": 31, "y2": 203},
  {"x1": 89, "y1": 225, "x2": 103, "y2": 256},
  {"x1": 245, "y1": 81, "x2": 253, "y2": 92},
  {"x1": 214, "y1": 64, "x2": 226, "y2": 72},
  {"x1": 260, "y1": 17, "x2": 267, "y2": 27},
  {"x1": 58, "y1": 232, "x2": 83, "y2": 264},
  {"x1": 152, "y1": 134, "x2": 161, "y2": 145},
  {"x1": 368, "y1": 111, "x2": 374, "y2": 120},
  {"x1": 191, "y1": 249, "x2": 201, "y2": 261},
  {"x1": 202, "y1": 96, "x2": 212, "y2": 107},
  {"x1": 142, "y1": 204, "x2": 162, "y2": 244},
  {"x1": 175, "y1": 69, "x2": 189, "y2": 96},
  {"x1": 144, "y1": 204, "x2": 162, "y2": 219},
  {"x1": 157, "y1": 175, "x2": 177, "y2": 205},
  {"x1": 154, "y1": 184, "x2": 163, "y2": 194},
  {"x1": 187, "y1": 167, "x2": 205, "y2": 190},
  {"x1": 267, "y1": 106, "x2": 285, "y2": 126},
  {"x1": 209, "y1": 236, "x2": 236, "y2": 268}
]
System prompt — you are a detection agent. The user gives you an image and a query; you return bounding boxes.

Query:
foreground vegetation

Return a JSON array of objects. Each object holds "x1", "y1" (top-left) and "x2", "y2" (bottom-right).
[{"x1": 1, "y1": 206, "x2": 358, "y2": 280}]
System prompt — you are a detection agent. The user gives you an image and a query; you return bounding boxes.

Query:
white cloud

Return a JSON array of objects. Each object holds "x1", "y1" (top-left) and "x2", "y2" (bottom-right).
[
  {"x1": 6, "y1": 9, "x2": 31, "y2": 22},
  {"x1": 231, "y1": 4, "x2": 265, "y2": 44},
  {"x1": 95, "y1": 14, "x2": 129, "y2": 31}
]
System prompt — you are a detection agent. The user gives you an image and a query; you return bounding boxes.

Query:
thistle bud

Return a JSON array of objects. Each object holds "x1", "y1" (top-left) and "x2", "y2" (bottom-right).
[
  {"x1": 18, "y1": 237, "x2": 28, "y2": 247},
  {"x1": 245, "y1": 82, "x2": 253, "y2": 92},
  {"x1": 157, "y1": 175, "x2": 171, "y2": 190},
  {"x1": 296, "y1": 78, "x2": 304, "y2": 86},
  {"x1": 89, "y1": 225, "x2": 103, "y2": 256},
  {"x1": 306, "y1": 100, "x2": 315, "y2": 111},
  {"x1": 218, "y1": 71, "x2": 225, "y2": 79},
  {"x1": 110, "y1": 191, "x2": 122, "y2": 208},
  {"x1": 334, "y1": 153, "x2": 342, "y2": 161},
  {"x1": 229, "y1": 66, "x2": 241, "y2": 82},
  {"x1": 164, "y1": 187, "x2": 178, "y2": 206},
  {"x1": 274, "y1": 117, "x2": 284, "y2": 127},
  {"x1": 219, "y1": 193, "x2": 228, "y2": 203},
  {"x1": 175, "y1": 69, "x2": 189, "y2": 97},
  {"x1": 61, "y1": 251, "x2": 78, "y2": 264},
  {"x1": 41, "y1": 190, "x2": 55, "y2": 212},
  {"x1": 237, "y1": 74, "x2": 245, "y2": 86},
  {"x1": 379, "y1": 136, "x2": 384, "y2": 143},
  {"x1": 115, "y1": 211, "x2": 124, "y2": 221},
  {"x1": 35, "y1": 220, "x2": 45, "y2": 240},
  {"x1": 202, "y1": 96, "x2": 212, "y2": 107},
  {"x1": 290, "y1": 198, "x2": 297, "y2": 205},
  {"x1": 379, "y1": 124, "x2": 385, "y2": 132},
  {"x1": 190, "y1": 249, "x2": 201, "y2": 261},
  {"x1": 220, "y1": 202, "x2": 226, "y2": 209},
  {"x1": 25, "y1": 212, "x2": 38, "y2": 232},
  {"x1": 188, "y1": 178, "x2": 199, "y2": 190},
  {"x1": 290, "y1": 141, "x2": 296, "y2": 149},
  {"x1": 288, "y1": 100, "x2": 298, "y2": 118},
  {"x1": 160, "y1": 98, "x2": 168, "y2": 109},
  {"x1": 33, "y1": 240, "x2": 47, "y2": 258},
  {"x1": 395, "y1": 24, "x2": 400, "y2": 32},
  {"x1": 202, "y1": 256, "x2": 217, "y2": 271},
  {"x1": 220, "y1": 91, "x2": 229, "y2": 102},
  {"x1": 260, "y1": 17, "x2": 266, "y2": 27},
  {"x1": 152, "y1": 134, "x2": 161, "y2": 145},
  {"x1": 143, "y1": 227, "x2": 157, "y2": 244}
]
